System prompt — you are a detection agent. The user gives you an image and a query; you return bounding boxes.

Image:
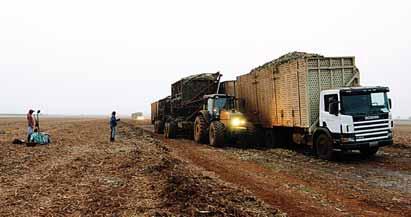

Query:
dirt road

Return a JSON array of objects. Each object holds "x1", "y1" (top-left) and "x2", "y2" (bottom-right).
[
  {"x1": 0, "y1": 119, "x2": 280, "y2": 216},
  {"x1": 1, "y1": 118, "x2": 410, "y2": 217},
  {"x1": 140, "y1": 123, "x2": 411, "y2": 217}
]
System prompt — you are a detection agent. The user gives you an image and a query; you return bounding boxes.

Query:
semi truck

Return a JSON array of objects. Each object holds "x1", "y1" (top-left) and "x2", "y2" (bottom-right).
[
  {"x1": 151, "y1": 72, "x2": 248, "y2": 146},
  {"x1": 233, "y1": 52, "x2": 393, "y2": 160}
]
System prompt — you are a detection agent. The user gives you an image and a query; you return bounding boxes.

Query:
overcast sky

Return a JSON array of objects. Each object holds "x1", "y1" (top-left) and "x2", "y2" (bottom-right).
[{"x1": 0, "y1": 0, "x2": 410, "y2": 117}]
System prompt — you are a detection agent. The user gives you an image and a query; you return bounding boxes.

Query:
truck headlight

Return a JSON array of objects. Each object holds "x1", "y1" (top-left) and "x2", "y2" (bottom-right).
[{"x1": 231, "y1": 118, "x2": 246, "y2": 127}]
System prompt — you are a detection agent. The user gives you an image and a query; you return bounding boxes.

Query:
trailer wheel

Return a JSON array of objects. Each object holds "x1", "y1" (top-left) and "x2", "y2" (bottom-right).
[
  {"x1": 209, "y1": 121, "x2": 225, "y2": 147},
  {"x1": 194, "y1": 116, "x2": 208, "y2": 144},
  {"x1": 315, "y1": 133, "x2": 335, "y2": 160},
  {"x1": 164, "y1": 122, "x2": 176, "y2": 139},
  {"x1": 360, "y1": 147, "x2": 379, "y2": 157},
  {"x1": 164, "y1": 123, "x2": 170, "y2": 138},
  {"x1": 154, "y1": 121, "x2": 164, "y2": 134}
]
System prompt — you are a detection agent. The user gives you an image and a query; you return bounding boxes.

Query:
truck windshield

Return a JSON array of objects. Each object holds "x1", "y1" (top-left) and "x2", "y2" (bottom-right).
[{"x1": 341, "y1": 92, "x2": 389, "y2": 115}]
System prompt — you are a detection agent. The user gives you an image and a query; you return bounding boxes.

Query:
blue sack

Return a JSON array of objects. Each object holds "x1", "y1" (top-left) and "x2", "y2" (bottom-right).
[{"x1": 29, "y1": 132, "x2": 51, "y2": 145}]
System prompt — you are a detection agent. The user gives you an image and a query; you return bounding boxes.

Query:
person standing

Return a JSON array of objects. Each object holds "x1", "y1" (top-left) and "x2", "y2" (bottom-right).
[
  {"x1": 110, "y1": 111, "x2": 120, "y2": 142},
  {"x1": 27, "y1": 109, "x2": 36, "y2": 141}
]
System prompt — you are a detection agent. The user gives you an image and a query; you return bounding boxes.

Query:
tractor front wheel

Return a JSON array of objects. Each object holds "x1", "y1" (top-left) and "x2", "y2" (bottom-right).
[{"x1": 209, "y1": 121, "x2": 225, "y2": 147}]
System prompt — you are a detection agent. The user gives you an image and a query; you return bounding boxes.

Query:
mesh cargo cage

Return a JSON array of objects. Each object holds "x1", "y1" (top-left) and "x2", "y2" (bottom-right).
[
  {"x1": 170, "y1": 72, "x2": 221, "y2": 119},
  {"x1": 236, "y1": 51, "x2": 360, "y2": 133}
]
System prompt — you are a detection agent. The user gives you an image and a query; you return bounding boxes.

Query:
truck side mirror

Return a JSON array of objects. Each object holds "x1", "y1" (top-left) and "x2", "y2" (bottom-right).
[
  {"x1": 329, "y1": 102, "x2": 339, "y2": 116},
  {"x1": 389, "y1": 98, "x2": 392, "y2": 109}
]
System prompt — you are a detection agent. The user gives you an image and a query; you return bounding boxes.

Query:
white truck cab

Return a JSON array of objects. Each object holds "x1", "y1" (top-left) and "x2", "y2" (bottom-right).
[{"x1": 316, "y1": 86, "x2": 393, "y2": 158}]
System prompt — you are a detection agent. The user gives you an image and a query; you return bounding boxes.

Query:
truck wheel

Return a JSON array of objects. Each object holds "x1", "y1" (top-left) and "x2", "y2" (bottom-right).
[
  {"x1": 209, "y1": 121, "x2": 225, "y2": 147},
  {"x1": 164, "y1": 122, "x2": 176, "y2": 139},
  {"x1": 360, "y1": 147, "x2": 379, "y2": 157},
  {"x1": 154, "y1": 121, "x2": 164, "y2": 134},
  {"x1": 194, "y1": 116, "x2": 208, "y2": 144},
  {"x1": 315, "y1": 134, "x2": 335, "y2": 160}
]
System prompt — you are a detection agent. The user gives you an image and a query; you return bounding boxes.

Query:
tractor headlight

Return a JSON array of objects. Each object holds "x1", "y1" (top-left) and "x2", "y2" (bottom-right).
[{"x1": 231, "y1": 118, "x2": 246, "y2": 127}]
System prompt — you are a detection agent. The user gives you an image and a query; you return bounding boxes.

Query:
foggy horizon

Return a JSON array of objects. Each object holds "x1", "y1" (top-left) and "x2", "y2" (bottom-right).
[{"x1": 1, "y1": 1, "x2": 410, "y2": 117}]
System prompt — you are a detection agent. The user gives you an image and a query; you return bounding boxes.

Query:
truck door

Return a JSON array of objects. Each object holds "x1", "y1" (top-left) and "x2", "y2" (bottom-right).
[{"x1": 321, "y1": 94, "x2": 341, "y2": 133}]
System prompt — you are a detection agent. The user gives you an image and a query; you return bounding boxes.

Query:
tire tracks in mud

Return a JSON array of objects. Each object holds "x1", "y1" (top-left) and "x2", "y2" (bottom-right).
[
  {"x1": 123, "y1": 121, "x2": 282, "y2": 216},
  {"x1": 138, "y1": 124, "x2": 410, "y2": 217}
]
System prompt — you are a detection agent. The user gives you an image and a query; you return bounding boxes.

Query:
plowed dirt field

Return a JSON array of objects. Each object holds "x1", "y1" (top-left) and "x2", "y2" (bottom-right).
[{"x1": 1, "y1": 118, "x2": 410, "y2": 217}]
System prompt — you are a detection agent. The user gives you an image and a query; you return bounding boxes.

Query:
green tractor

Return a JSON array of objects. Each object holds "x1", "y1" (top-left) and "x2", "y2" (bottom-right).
[
  {"x1": 152, "y1": 72, "x2": 249, "y2": 147},
  {"x1": 194, "y1": 94, "x2": 247, "y2": 146}
]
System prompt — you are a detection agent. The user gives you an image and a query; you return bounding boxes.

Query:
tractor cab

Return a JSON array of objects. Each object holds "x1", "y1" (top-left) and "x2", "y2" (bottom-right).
[
  {"x1": 204, "y1": 94, "x2": 236, "y2": 117},
  {"x1": 203, "y1": 94, "x2": 247, "y2": 130}
]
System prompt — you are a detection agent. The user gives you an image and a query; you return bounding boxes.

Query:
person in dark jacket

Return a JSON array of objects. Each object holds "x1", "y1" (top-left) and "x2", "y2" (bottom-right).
[{"x1": 110, "y1": 111, "x2": 120, "y2": 142}]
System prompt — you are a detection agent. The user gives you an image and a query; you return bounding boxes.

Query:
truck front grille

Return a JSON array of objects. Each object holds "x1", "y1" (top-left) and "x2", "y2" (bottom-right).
[{"x1": 353, "y1": 119, "x2": 390, "y2": 142}]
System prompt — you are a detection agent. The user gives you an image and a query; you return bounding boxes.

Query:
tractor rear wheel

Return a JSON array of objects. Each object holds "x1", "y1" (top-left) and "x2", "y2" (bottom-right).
[
  {"x1": 194, "y1": 116, "x2": 208, "y2": 144},
  {"x1": 209, "y1": 121, "x2": 225, "y2": 147}
]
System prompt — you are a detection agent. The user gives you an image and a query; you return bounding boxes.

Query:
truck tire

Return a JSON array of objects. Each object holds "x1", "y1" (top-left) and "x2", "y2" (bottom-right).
[
  {"x1": 164, "y1": 122, "x2": 176, "y2": 139},
  {"x1": 154, "y1": 120, "x2": 164, "y2": 134},
  {"x1": 360, "y1": 147, "x2": 379, "y2": 157},
  {"x1": 194, "y1": 115, "x2": 208, "y2": 144},
  {"x1": 209, "y1": 121, "x2": 225, "y2": 147},
  {"x1": 315, "y1": 133, "x2": 335, "y2": 160}
]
